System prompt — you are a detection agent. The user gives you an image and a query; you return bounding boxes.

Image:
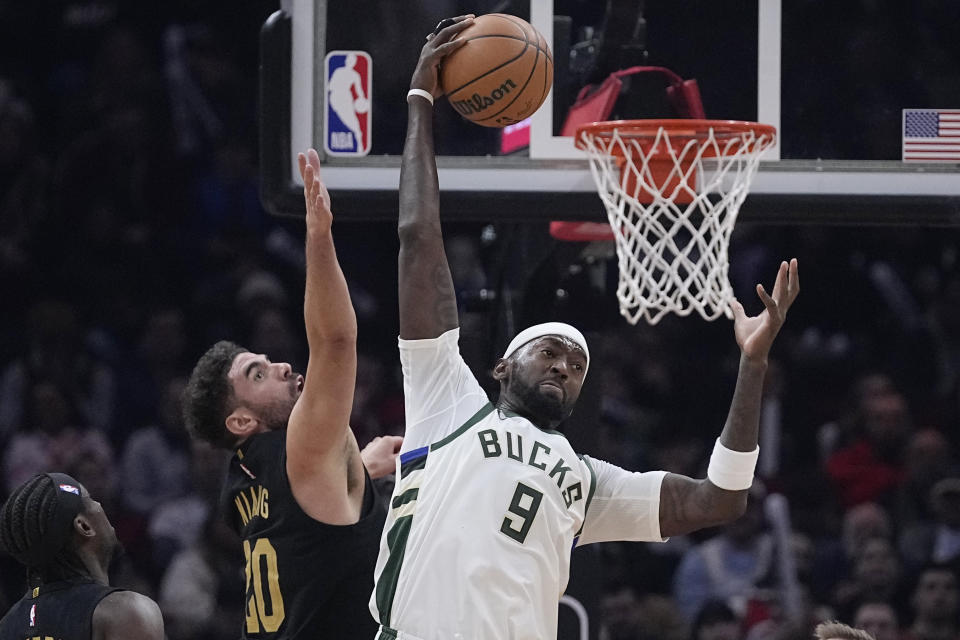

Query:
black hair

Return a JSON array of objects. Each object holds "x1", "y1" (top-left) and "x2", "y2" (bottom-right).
[
  {"x1": 0, "y1": 474, "x2": 87, "y2": 586},
  {"x1": 182, "y1": 340, "x2": 247, "y2": 449}
]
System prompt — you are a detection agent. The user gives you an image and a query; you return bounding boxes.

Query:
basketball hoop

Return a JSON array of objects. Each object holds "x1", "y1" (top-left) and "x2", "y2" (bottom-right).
[{"x1": 571, "y1": 119, "x2": 776, "y2": 325}]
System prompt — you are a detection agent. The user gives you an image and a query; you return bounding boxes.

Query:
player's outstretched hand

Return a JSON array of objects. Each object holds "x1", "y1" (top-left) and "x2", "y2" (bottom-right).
[
  {"x1": 411, "y1": 15, "x2": 475, "y2": 99},
  {"x1": 298, "y1": 148, "x2": 332, "y2": 235},
  {"x1": 360, "y1": 435, "x2": 404, "y2": 480},
  {"x1": 730, "y1": 258, "x2": 799, "y2": 362}
]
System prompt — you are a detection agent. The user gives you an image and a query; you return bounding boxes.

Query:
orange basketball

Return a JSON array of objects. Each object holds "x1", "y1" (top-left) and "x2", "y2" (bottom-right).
[{"x1": 440, "y1": 14, "x2": 553, "y2": 128}]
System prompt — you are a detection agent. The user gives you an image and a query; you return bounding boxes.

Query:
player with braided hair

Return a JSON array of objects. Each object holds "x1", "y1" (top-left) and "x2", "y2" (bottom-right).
[{"x1": 0, "y1": 473, "x2": 163, "y2": 639}]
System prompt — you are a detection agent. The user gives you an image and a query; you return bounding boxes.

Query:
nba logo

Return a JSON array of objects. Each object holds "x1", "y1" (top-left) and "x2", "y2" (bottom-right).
[{"x1": 323, "y1": 50, "x2": 372, "y2": 157}]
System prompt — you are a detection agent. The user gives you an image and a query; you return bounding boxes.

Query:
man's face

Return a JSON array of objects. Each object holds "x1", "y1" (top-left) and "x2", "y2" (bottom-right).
[
  {"x1": 854, "y1": 603, "x2": 899, "y2": 640},
  {"x1": 78, "y1": 484, "x2": 119, "y2": 560},
  {"x1": 503, "y1": 336, "x2": 587, "y2": 425},
  {"x1": 227, "y1": 352, "x2": 304, "y2": 432},
  {"x1": 913, "y1": 569, "x2": 959, "y2": 619},
  {"x1": 599, "y1": 587, "x2": 642, "y2": 640}
]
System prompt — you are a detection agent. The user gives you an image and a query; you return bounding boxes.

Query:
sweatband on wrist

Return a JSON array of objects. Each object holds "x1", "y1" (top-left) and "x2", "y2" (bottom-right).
[
  {"x1": 707, "y1": 439, "x2": 759, "y2": 491},
  {"x1": 407, "y1": 89, "x2": 434, "y2": 105}
]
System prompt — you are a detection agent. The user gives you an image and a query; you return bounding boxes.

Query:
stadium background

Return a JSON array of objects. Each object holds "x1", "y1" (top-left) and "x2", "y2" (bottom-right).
[{"x1": 2, "y1": 2, "x2": 960, "y2": 639}]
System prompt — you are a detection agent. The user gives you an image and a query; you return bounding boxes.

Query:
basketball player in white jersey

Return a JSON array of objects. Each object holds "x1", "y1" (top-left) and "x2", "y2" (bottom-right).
[{"x1": 370, "y1": 15, "x2": 800, "y2": 640}]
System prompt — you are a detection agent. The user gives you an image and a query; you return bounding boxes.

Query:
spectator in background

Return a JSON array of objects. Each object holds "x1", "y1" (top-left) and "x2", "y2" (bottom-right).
[
  {"x1": 900, "y1": 478, "x2": 960, "y2": 573},
  {"x1": 804, "y1": 501, "x2": 891, "y2": 619},
  {"x1": 599, "y1": 582, "x2": 647, "y2": 640},
  {"x1": 825, "y1": 373, "x2": 912, "y2": 508},
  {"x1": 810, "y1": 502, "x2": 894, "y2": 612},
  {"x1": 0, "y1": 299, "x2": 116, "y2": 442},
  {"x1": 147, "y1": 439, "x2": 230, "y2": 576},
  {"x1": 599, "y1": 581, "x2": 688, "y2": 640},
  {"x1": 818, "y1": 373, "x2": 899, "y2": 463},
  {"x1": 854, "y1": 601, "x2": 901, "y2": 640},
  {"x1": 116, "y1": 307, "x2": 189, "y2": 436},
  {"x1": 0, "y1": 78, "x2": 50, "y2": 283},
  {"x1": 159, "y1": 515, "x2": 242, "y2": 640},
  {"x1": 691, "y1": 600, "x2": 743, "y2": 640},
  {"x1": 832, "y1": 536, "x2": 905, "y2": 622},
  {"x1": 120, "y1": 377, "x2": 191, "y2": 516},
  {"x1": 894, "y1": 430, "x2": 958, "y2": 531},
  {"x1": 843, "y1": 503, "x2": 895, "y2": 560},
  {"x1": 741, "y1": 528, "x2": 835, "y2": 640},
  {"x1": 673, "y1": 486, "x2": 773, "y2": 622},
  {"x1": 2, "y1": 380, "x2": 112, "y2": 494},
  {"x1": 903, "y1": 564, "x2": 960, "y2": 640}
]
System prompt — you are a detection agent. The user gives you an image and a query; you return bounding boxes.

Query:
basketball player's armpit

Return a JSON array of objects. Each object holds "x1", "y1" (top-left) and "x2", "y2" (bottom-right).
[{"x1": 658, "y1": 473, "x2": 747, "y2": 538}]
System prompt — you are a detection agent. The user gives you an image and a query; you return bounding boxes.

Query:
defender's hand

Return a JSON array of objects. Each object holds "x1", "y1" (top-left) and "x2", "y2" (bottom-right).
[
  {"x1": 411, "y1": 15, "x2": 474, "y2": 98},
  {"x1": 298, "y1": 148, "x2": 332, "y2": 235},
  {"x1": 731, "y1": 258, "x2": 799, "y2": 362},
  {"x1": 360, "y1": 435, "x2": 404, "y2": 480}
]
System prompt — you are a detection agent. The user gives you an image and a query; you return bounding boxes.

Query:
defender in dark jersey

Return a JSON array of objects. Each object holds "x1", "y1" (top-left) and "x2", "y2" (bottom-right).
[
  {"x1": 183, "y1": 149, "x2": 400, "y2": 639},
  {"x1": 0, "y1": 472, "x2": 163, "y2": 640}
]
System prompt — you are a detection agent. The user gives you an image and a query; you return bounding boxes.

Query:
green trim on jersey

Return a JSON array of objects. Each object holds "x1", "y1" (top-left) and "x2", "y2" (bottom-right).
[
  {"x1": 392, "y1": 488, "x2": 420, "y2": 509},
  {"x1": 376, "y1": 403, "x2": 496, "y2": 628},
  {"x1": 376, "y1": 626, "x2": 398, "y2": 639},
  {"x1": 431, "y1": 402, "x2": 495, "y2": 451},
  {"x1": 375, "y1": 515, "x2": 413, "y2": 626},
  {"x1": 574, "y1": 455, "x2": 599, "y2": 538}
]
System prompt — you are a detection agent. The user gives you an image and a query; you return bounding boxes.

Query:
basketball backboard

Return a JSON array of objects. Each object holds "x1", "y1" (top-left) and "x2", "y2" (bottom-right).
[{"x1": 261, "y1": 0, "x2": 960, "y2": 225}]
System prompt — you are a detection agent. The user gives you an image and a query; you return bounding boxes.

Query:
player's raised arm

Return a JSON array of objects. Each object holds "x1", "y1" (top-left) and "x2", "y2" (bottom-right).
[
  {"x1": 398, "y1": 15, "x2": 473, "y2": 340},
  {"x1": 658, "y1": 259, "x2": 799, "y2": 538},
  {"x1": 285, "y1": 148, "x2": 362, "y2": 522}
]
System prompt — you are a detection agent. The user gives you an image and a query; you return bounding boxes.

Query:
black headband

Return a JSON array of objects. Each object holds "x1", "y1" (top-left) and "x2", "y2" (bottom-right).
[{"x1": 21, "y1": 473, "x2": 84, "y2": 567}]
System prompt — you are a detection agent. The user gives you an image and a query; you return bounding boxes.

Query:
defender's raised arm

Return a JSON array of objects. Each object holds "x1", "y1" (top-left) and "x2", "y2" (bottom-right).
[
  {"x1": 397, "y1": 16, "x2": 473, "y2": 340},
  {"x1": 286, "y1": 148, "x2": 363, "y2": 524}
]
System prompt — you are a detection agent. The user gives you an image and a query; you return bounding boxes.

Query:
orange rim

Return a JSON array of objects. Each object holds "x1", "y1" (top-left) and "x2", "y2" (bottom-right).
[{"x1": 573, "y1": 119, "x2": 777, "y2": 154}]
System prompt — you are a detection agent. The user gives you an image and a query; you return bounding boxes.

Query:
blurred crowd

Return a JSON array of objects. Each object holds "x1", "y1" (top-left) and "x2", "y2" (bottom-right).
[{"x1": 3, "y1": 2, "x2": 960, "y2": 640}]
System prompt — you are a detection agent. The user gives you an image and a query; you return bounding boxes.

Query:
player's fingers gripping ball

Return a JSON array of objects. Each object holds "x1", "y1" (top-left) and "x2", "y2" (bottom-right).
[{"x1": 439, "y1": 13, "x2": 553, "y2": 128}]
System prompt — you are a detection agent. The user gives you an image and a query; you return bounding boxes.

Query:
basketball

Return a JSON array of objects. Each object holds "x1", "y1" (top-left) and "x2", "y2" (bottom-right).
[{"x1": 439, "y1": 14, "x2": 553, "y2": 128}]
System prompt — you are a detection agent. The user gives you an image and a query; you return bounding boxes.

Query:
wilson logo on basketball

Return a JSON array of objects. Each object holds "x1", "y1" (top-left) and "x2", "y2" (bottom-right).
[{"x1": 451, "y1": 78, "x2": 517, "y2": 116}]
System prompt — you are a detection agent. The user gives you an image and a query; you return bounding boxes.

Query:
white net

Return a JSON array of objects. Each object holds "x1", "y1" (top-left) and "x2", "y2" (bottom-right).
[{"x1": 577, "y1": 121, "x2": 776, "y2": 325}]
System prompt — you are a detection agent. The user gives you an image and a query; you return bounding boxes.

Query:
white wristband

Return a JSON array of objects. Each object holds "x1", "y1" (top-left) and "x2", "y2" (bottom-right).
[
  {"x1": 707, "y1": 439, "x2": 759, "y2": 491},
  {"x1": 407, "y1": 89, "x2": 434, "y2": 105}
]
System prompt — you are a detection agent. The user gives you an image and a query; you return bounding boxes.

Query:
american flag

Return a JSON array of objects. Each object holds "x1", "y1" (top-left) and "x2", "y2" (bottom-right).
[{"x1": 902, "y1": 109, "x2": 960, "y2": 162}]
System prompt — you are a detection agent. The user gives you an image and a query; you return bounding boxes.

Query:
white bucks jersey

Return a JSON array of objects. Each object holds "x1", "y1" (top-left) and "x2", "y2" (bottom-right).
[{"x1": 370, "y1": 329, "x2": 666, "y2": 640}]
